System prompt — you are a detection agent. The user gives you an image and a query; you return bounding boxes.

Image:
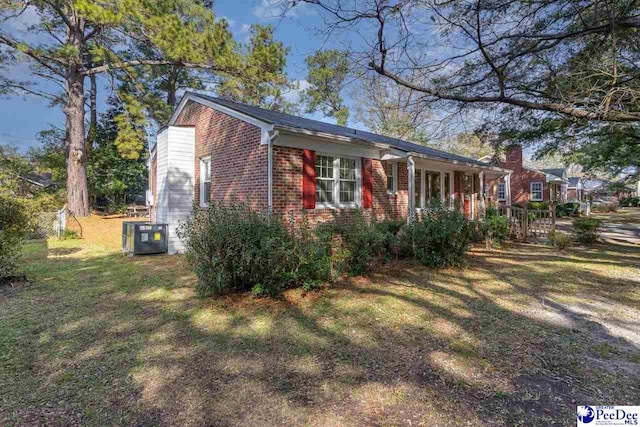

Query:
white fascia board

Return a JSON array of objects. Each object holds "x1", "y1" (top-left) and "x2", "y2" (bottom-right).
[
  {"x1": 275, "y1": 125, "x2": 392, "y2": 150},
  {"x1": 274, "y1": 130, "x2": 383, "y2": 159},
  {"x1": 409, "y1": 151, "x2": 512, "y2": 175}
]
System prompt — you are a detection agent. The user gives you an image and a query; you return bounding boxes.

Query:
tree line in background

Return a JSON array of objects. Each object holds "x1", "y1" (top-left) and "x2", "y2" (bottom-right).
[{"x1": 1, "y1": 0, "x2": 638, "y2": 217}]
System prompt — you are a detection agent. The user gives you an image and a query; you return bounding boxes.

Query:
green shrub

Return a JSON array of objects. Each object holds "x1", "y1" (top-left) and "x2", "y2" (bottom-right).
[
  {"x1": 548, "y1": 230, "x2": 571, "y2": 250},
  {"x1": 556, "y1": 202, "x2": 580, "y2": 217},
  {"x1": 178, "y1": 202, "x2": 299, "y2": 296},
  {"x1": 572, "y1": 217, "x2": 602, "y2": 244},
  {"x1": 60, "y1": 229, "x2": 80, "y2": 240},
  {"x1": 0, "y1": 196, "x2": 32, "y2": 279},
  {"x1": 527, "y1": 201, "x2": 549, "y2": 210},
  {"x1": 322, "y1": 211, "x2": 390, "y2": 275},
  {"x1": 406, "y1": 206, "x2": 471, "y2": 267},
  {"x1": 483, "y1": 212, "x2": 509, "y2": 248},
  {"x1": 467, "y1": 220, "x2": 485, "y2": 243},
  {"x1": 620, "y1": 197, "x2": 639, "y2": 207}
]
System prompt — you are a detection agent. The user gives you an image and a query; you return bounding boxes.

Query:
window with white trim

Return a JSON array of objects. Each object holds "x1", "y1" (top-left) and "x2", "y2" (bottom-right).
[
  {"x1": 339, "y1": 158, "x2": 356, "y2": 203},
  {"x1": 384, "y1": 162, "x2": 397, "y2": 194},
  {"x1": 200, "y1": 157, "x2": 211, "y2": 207},
  {"x1": 315, "y1": 155, "x2": 360, "y2": 208},
  {"x1": 498, "y1": 182, "x2": 506, "y2": 201},
  {"x1": 315, "y1": 155, "x2": 334, "y2": 204},
  {"x1": 530, "y1": 182, "x2": 543, "y2": 201}
]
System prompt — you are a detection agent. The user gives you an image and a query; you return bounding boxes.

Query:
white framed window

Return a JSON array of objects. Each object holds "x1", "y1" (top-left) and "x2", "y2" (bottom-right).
[
  {"x1": 498, "y1": 182, "x2": 506, "y2": 201},
  {"x1": 315, "y1": 154, "x2": 360, "y2": 208},
  {"x1": 530, "y1": 181, "x2": 543, "y2": 201},
  {"x1": 415, "y1": 168, "x2": 445, "y2": 209},
  {"x1": 384, "y1": 162, "x2": 397, "y2": 194},
  {"x1": 200, "y1": 156, "x2": 211, "y2": 207}
]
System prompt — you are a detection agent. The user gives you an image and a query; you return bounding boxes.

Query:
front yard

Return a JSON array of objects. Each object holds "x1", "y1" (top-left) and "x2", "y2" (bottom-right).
[{"x1": 1, "y1": 213, "x2": 639, "y2": 426}]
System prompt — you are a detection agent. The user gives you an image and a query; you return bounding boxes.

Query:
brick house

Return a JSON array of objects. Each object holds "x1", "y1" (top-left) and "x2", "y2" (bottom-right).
[
  {"x1": 148, "y1": 92, "x2": 510, "y2": 253},
  {"x1": 483, "y1": 146, "x2": 568, "y2": 207}
]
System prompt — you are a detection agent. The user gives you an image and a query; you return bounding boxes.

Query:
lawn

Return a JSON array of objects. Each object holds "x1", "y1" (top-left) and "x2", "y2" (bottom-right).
[{"x1": 1, "y1": 214, "x2": 639, "y2": 426}]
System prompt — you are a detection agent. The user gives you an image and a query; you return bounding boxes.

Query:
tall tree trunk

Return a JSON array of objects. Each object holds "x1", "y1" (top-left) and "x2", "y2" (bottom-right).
[
  {"x1": 166, "y1": 65, "x2": 178, "y2": 107},
  {"x1": 65, "y1": 68, "x2": 90, "y2": 216},
  {"x1": 87, "y1": 71, "x2": 97, "y2": 156}
]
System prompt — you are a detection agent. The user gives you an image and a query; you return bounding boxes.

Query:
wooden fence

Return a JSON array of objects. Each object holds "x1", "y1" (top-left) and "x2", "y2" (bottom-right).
[{"x1": 498, "y1": 202, "x2": 556, "y2": 241}]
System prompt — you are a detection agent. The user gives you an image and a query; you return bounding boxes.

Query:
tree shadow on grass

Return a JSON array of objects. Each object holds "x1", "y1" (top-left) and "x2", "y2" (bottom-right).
[{"x1": 2, "y1": 240, "x2": 639, "y2": 426}]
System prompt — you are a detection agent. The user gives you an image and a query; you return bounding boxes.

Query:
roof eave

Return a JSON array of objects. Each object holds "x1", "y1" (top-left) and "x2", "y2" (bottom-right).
[{"x1": 408, "y1": 151, "x2": 512, "y2": 175}]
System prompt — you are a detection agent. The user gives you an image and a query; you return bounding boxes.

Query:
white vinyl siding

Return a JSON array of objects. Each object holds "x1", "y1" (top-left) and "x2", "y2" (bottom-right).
[
  {"x1": 156, "y1": 126, "x2": 195, "y2": 254},
  {"x1": 530, "y1": 182, "x2": 543, "y2": 201}
]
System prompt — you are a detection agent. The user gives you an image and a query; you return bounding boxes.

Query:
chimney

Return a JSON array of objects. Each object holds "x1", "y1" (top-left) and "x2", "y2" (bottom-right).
[{"x1": 505, "y1": 145, "x2": 523, "y2": 172}]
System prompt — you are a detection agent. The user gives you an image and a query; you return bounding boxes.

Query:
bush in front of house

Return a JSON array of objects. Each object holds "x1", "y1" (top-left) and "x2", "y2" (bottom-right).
[
  {"x1": 548, "y1": 230, "x2": 572, "y2": 250},
  {"x1": 556, "y1": 202, "x2": 580, "y2": 217},
  {"x1": 620, "y1": 197, "x2": 639, "y2": 207},
  {"x1": 527, "y1": 201, "x2": 549, "y2": 210},
  {"x1": 406, "y1": 206, "x2": 472, "y2": 267},
  {"x1": 572, "y1": 217, "x2": 602, "y2": 244},
  {"x1": 179, "y1": 202, "x2": 479, "y2": 296},
  {"x1": 178, "y1": 202, "x2": 299, "y2": 296},
  {"x1": 318, "y1": 211, "x2": 393, "y2": 276},
  {"x1": 0, "y1": 196, "x2": 32, "y2": 280},
  {"x1": 482, "y1": 207, "x2": 510, "y2": 248}
]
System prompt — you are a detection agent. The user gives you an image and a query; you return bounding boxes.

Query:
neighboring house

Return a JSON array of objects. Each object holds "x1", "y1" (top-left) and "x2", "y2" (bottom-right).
[
  {"x1": 583, "y1": 179, "x2": 636, "y2": 200},
  {"x1": 483, "y1": 146, "x2": 568, "y2": 206},
  {"x1": 567, "y1": 177, "x2": 584, "y2": 201},
  {"x1": 148, "y1": 92, "x2": 510, "y2": 253}
]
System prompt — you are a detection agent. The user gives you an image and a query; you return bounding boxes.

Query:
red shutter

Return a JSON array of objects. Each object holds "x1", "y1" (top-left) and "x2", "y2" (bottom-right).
[
  {"x1": 302, "y1": 149, "x2": 316, "y2": 209},
  {"x1": 362, "y1": 158, "x2": 373, "y2": 209}
]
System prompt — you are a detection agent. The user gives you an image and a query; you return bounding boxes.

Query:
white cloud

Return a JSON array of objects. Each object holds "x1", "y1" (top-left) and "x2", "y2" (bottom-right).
[
  {"x1": 283, "y1": 79, "x2": 311, "y2": 104},
  {"x1": 219, "y1": 15, "x2": 236, "y2": 27}
]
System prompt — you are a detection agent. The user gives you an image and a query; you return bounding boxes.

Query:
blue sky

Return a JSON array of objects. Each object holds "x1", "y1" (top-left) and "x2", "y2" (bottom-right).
[{"x1": 0, "y1": 0, "x2": 338, "y2": 152}]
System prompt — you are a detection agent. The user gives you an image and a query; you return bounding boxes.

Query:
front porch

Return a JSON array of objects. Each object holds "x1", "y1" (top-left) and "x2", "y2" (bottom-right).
[{"x1": 400, "y1": 152, "x2": 510, "y2": 221}]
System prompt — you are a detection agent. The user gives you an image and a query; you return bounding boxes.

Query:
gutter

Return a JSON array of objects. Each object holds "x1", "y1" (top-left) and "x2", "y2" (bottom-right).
[{"x1": 407, "y1": 151, "x2": 512, "y2": 175}]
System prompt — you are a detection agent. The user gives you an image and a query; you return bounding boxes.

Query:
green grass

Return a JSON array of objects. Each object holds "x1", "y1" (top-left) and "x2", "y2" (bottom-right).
[{"x1": 1, "y1": 215, "x2": 639, "y2": 426}]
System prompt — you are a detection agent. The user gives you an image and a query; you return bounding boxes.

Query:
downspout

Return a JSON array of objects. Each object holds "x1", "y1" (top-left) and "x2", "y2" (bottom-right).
[
  {"x1": 267, "y1": 129, "x2": 279, "y2": 217},
  {"x1": 407, "y1": 155, "x2": 415, "y2": 224}
]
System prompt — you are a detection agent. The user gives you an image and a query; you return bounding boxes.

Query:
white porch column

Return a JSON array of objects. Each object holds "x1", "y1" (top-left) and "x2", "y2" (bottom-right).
[
  {"x1": 479, "y1": 171, "x2": 485, "y2": 219},
  {"x1": 449, "y1": 172, "x2": 455, "y2": 208},
  {"x1": 505, "y1": 172, "x2": 512, "y2": 219},
  {"x1": 440, "y1": 171, "x2": 446, "y2": 205},
  {"x1": 407, "y1": 156, "x2": 415, "y2": 223}
]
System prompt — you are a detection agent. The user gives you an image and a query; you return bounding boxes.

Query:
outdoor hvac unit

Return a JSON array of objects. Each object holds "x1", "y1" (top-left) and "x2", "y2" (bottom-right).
[{"x1": 122, "y1": 222, "x2": 168, "y2": 256}]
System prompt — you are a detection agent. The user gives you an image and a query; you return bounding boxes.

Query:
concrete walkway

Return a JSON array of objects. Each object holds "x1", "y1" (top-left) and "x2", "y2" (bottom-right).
[{"x1": 556, "y1": 208, "x2": 640, "y2": 245}]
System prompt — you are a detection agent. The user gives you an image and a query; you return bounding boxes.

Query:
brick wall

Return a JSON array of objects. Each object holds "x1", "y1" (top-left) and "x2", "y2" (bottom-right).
[
  {"x1": 487, "y1": 145, "x2": 550, "y2": 204},
  {"x1": 173, "y1": 101, "x2": 268, "y2": 210},
  {"x1": 272, "y1": 146, "x2": 410, "y2": 226}
]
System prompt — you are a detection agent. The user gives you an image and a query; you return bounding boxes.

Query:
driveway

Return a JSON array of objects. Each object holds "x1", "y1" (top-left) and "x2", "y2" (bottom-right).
[{"x1": 557, "y1": 208, "x2": 640, "y2": 245}]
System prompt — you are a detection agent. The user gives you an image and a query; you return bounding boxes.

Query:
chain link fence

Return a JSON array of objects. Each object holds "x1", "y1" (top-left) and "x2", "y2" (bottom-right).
[{"x1": 28, "y1": 208, "x2": 66, "y2": 240}]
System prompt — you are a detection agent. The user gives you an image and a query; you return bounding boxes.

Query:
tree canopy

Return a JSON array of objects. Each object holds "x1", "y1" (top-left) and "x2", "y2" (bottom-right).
[
  {"x1": 0, "y1": 0, "x2": 244, "y2": 215},
  {"x1": 302, "y1": 49, "x2": 350, "y2": 126}
]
